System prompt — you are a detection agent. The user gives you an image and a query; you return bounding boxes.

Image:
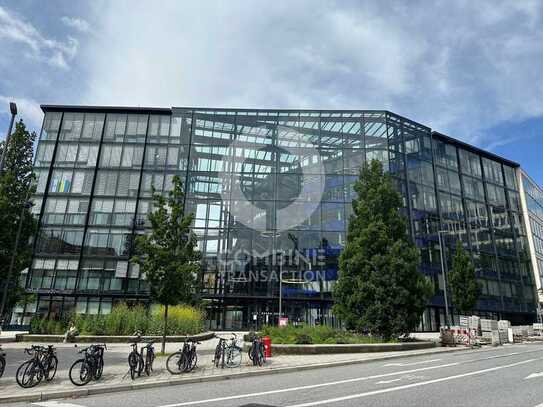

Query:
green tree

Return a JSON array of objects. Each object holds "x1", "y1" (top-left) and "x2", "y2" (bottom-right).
[
  {"x1": 449, "y1": 240, "x2": 480, "y2": 315},
  {"x1": 131, "y1": 175, "x2": 200, "y2": 353},
  {"x1": 333, "y1": 160, "x2": 433, "y2": 340},
  {"x1": 0, "y1": 120, "x2": 37, "y2": 322}
]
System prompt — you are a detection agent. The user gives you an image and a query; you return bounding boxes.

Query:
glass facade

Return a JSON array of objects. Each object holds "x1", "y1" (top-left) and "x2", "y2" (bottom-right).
[
  {"x1": 520, "y1": 171, "x2": 543, "y2": 304},
  {"x1": 12, "y1": 106, "x2": 538, "y2": 330}
]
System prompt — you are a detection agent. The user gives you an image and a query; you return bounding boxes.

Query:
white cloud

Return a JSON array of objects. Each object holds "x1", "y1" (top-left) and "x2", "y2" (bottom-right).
[
  {"x1": 75, "y1": 0, "x2": 542, "y2": 148},
  {"x1": 61, "y1": 16, "x2": 90, "y2": 33},
  {"x1": 0, "y1": 5, "x2": 78, "y2": 70},
  {"x1": 0, "y1": 95, "x2": 43, "y2": 132}
]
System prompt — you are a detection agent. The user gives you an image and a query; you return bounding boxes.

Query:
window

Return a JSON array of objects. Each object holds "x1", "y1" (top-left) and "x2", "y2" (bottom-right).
[
  {"x1": 459, "y1": 150, "x2": 482, "y2": 177},
  {"x1": 60, "y1": 113, "x2": 84, "y2": 140},
  {"x1": 434, "y1": 140, "x2": 458, "y2": 169},
  {"x1": 91, "y1": 199, "x2": 114, "y2": 225},
  {"x1": 487, "y1": 184, "x2": 506, "y2": 207},
  {"x1": 116, "y1": 172, "x2": 140, "y2": 197},
  {"x1": 82, "y1": 113, "x2": 105, "y2": 140},
  {"x1": 463, "y1": 176, "x2": 485, "y2": 201},
  {"x1": 95, "y1": 171, "x2": 118, "y2": 195},
  {"x1": 41, "y1": 112, "x2": 62, "y2": 140},
  {"x1": 105, "y1": 114, "x2": 128, "y2": 141},
  {"x1": 482, "y1": 158, "x2": 503, "y2": 185},
  {"x1": 504, "y1": 166, "x2": 518, "y2": 190},
  {"x1": 50, "y1": 170, "x2": 73, "y2": 193},
  {"x1": 121, "y1": 145, "x2": 144, "y2": 167},
  {"x1": 100, "y1": 145, "x2": 122, "y2": 167},
  {"x1": 35, "y1": 143, "x2": 54, "y2": 166},
  {"x1": 56, "y1": 144, "x2": 78, "y2": 165},
  {"x1": 126, "y1": 114, "x2": 148, "y2": 137}
]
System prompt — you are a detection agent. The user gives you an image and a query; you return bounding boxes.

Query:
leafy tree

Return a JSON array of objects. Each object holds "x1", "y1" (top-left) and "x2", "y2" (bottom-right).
[
  {"x1": 0, "y1": 120, "x2": 37, "y2": 323},
  {"x1": 333, "y1": 160, "x2": 433, "y2": 340},
  {"x1": 449, "y1": 240, "x2": 480, "y2": 315},
  {"x1": 131, "y1": 175, "x2": 200, "y2": 353}
]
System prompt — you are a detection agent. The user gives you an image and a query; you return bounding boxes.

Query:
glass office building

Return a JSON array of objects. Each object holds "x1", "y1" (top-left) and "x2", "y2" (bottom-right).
[
  {"x1": 519, "y1": 170, "x2": 543, "y2": 304},
  {"x1": 9, "y1": 105, "x2": 538, "y2": 330}
]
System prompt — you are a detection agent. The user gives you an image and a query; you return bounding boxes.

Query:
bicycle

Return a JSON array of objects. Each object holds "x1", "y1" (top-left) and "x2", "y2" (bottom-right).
[
  {"x1": 16, "y1": 345, "x2": 58, "y2": 388},
  {"x1": 0, "y1": 345, "x2": 5, "y2": 378},
  {"x1": 127, "y1": 335, "x2": 155, "y2": 380},
  {"x1": 69, "y1": 344, "x2": 107, "y2": 386},
  {"x1": 248, "y1": 336, "x2": 266, "y2": 366},
  {"x1": 213, "y1": 333, "x2": 242, "y2": 369},
  {"x1": 166, "y1": 339, "x2": 200, "y2": 374}
]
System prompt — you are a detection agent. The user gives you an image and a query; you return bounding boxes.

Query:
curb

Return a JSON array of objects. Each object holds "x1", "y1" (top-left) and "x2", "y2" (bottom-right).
[
  {"x1": 0, "y1": 346, "x2": 470, "y2": 403},
  {"x1": 271, "y1": 341, "x2": 437, "y2": 355}
]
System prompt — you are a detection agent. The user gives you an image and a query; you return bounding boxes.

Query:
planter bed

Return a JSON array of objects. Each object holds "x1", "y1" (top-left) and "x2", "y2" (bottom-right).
[{"x1": 15, "y1": 331, "x2": 215, "y2": 343}]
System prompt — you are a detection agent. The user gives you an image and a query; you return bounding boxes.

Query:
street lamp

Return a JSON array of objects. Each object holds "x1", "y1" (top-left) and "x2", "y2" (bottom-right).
[
  {"x1": 437, "y1": 230, "x2": 452, "y2": 328},
  {"x1": 0, "y1": 102, "x2": 18, "y2": 173}
]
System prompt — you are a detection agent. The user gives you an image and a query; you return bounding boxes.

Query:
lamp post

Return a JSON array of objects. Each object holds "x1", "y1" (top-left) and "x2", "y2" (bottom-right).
[
  {"x1": 0, "y1": 102, "x2": 17, "y2": 173},
  {"x1": 438, "y1": 230, "x2": 452, "y2": 328}
]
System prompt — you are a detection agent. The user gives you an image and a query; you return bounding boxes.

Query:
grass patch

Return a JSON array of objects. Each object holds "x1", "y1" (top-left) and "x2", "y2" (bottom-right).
[{"x1": 259, "y1": 325, "x2": 398, "y2": 344}]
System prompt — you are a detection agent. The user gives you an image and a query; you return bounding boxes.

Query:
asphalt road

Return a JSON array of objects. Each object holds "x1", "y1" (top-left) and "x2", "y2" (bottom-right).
[{"x1": 7, "y1": 343, "x2": 543, "y2": 407}]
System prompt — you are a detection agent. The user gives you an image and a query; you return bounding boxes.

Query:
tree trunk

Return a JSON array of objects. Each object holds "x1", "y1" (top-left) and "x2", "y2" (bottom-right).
[{"x1": 162, "y1": 304, "x2": 169, "y2": 354}]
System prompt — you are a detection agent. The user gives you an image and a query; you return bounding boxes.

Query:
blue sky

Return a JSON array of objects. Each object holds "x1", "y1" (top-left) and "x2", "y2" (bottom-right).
[{"x1": 0, "y1": 0, "x2": 542, "y2": 185}]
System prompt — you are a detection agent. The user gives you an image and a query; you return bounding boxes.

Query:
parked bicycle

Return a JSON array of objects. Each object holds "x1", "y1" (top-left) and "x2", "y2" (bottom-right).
[
  {"x1": 213, "y1": 333, "x2": 242, "y2": 369},
  {"x1": 69, "y1": 344, "x2": 107, "y2": 386},
  {"x1": 16, "y1": 345, "x2": 58, "y2": 388},
  {"x1": 166, "y1": 339, "x2": 199, "y2": 374},
  {"x1": 248, "y1": 336, "x2": 266, "y2": 366},
  {"x1": 0, "y1": 345, "x2": 5, "y2": 378},
  {"x1": 127, "y1": 334, "x2": 155, "y2": 380}
]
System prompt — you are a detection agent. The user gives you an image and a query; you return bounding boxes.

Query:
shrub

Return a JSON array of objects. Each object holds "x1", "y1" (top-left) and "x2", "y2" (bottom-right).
[
  {"x1": 104, "y1": 302, "x2": 127, "y2": 335},
  {"x1": 150, "y1": 305, "x2": 204, "y2": 336},
  {"x1": 31, "y1": 303, "x2": 204, "y2": 336},
  {"x1": 29, "y1": 317, "x2": 40, "y2": 334},
  {"x1": 294, "y1": 333, "x2": 313, "y2": 344},
  {"x1": 260, "y1": 324, "x2": 397, "y2": 344}
]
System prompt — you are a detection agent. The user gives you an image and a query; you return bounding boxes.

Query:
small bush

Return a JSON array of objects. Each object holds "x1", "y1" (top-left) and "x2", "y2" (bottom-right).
[
  {"x1": 32, "y1": 303, "x2": 204, "y2": 336},
  {"x1": 260, "y1": 324, "x2": 397, "y2": 344},
  {"x1": 294, "y1": 333, "x2": 313, "y2": 344}
]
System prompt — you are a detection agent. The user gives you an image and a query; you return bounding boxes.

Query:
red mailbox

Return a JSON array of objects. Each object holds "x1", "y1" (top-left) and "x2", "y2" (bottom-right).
[{"x1": 263, "y1": 335, "x2": 272, "y2": 358}]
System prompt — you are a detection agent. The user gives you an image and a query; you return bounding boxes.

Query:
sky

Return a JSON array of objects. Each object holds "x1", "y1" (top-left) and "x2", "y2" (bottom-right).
[{"x1": 0, "y1": 0, "x2": 542, "y2": 185}]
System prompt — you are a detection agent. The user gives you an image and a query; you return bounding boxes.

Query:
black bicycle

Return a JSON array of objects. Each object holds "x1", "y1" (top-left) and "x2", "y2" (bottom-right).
[
  {"x1": 0, "y1": 345, "x2": 5, "y2": 378},
  {"x1": 16, "y1": 345, "x2": 58, "y2": 388},
  {"x1": 213, "y1": 334, "x2": 242, "y2": 369},
  {"x1": 248, "y1": 336, "x2": 266, "y2": 366},
  {"x1": 128, "y1": 336, "x2": 155, "y2": 380},
  {"x1": 166, "y1": 339, "x2": 199, "y2": 374},
  {"x1": 69, "y1": 344, "x2": 107, "y2": 386}
]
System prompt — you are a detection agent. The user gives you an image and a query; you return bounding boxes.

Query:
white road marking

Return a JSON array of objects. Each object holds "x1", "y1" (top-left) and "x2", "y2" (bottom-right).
[
  {"x1": 525, "y1": 372, "x2": 543, "y2": 379},
  {"x1": 383, "y1": 358, "x2": 442, "y2": 367},
  {"x1": 32, "y1": 402, "x2": 84, "y2": 407},
  {"x1": 483, "y1": 352, "x2": 519, "y2": 360},
  {"x1": 376, "y1": 378, "x2": 403, "y2": 384},
  {"x1": 286, "y1": 358, "x2": 539, "y2": 407},
  {"x1": 377, "y1": 374, "x2": 425, "y2": 384},
  {"x1": 158, "y1": 362, "x2": 461, "y2": 406}
]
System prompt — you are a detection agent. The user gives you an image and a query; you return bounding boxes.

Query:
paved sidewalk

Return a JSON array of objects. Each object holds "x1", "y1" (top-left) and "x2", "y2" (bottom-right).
[{"x1": 0, "y1": 339, "x2": 469, "y2": 403}]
